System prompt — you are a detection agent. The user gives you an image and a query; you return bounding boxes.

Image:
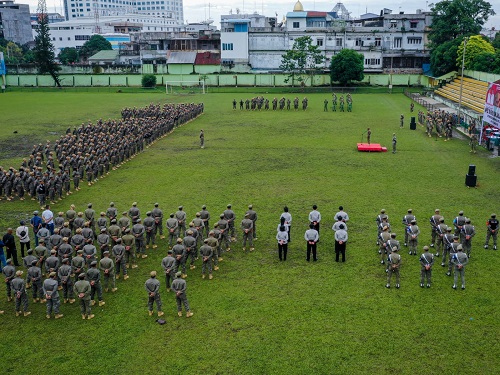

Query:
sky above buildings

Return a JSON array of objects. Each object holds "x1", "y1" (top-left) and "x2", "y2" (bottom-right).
[{"x1": 27, "y1": 0, "x2": 499, "y2": 31}]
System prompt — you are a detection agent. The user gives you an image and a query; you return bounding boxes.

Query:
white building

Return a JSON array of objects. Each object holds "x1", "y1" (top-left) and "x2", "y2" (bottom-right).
[
  {"x1": 63, "y1": 0, "x2": 184, "y2": 24},
  {"x1": 46, "y1": 14, "x2": 179, "y2": 54},
  {"x1": 220, "y1": 1, "x2": 431, "y2": 73},
  {"x1": 0, "y1": 0, "x2": 32, "y2": 45}
]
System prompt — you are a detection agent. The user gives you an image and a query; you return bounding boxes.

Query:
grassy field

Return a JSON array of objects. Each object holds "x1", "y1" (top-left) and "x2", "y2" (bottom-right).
[{"x1": 0, "y1": 90, "x2": 499, "y2": 374}]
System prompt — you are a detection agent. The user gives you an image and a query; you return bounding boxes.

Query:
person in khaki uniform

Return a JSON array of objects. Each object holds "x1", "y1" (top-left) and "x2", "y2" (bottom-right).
[
  {"x1": 461, "y1": 219, "x2": 476, "y2": 258},
  {"x1": 419, "y1": 246, "x2": 434, "y2": 288},
  {"x1": 451, "y1": 245, "x2": 468, "y2": 290},
  {"x1": 386, "y1": 247, "x2": 401, "y2": 289},
  {"x1": 206, "y1": 230, "x2": 220, "y2": 271},
  {"x1": 241, "y1": 213, "x2": 254, "y2": 252},
  {"x1": 166, "y1": 213, "x2": 179, "y2": 249},
  {"x1": 484, "y1": 213, "x2": 498, "y2": 250},
  {"x1": 378, "y1": 225, "x2": 391, "y2": 264},
  {"x1": 99, "y1": 251, "x2": 117, "y2": 292},
  {"x1": 199, "y1": 239, "x2": 213, "y2": 279},
  {"x1": 74, "y1": 272, "x2": 93, "y2": 319},
  {"x1": 11, "y1": 270, "x2": 31, "y2": 317},
  {"x1": 122, "y1": 228, "x2": 137, "y2": 269},
  {"x1": 246, "y1": 205, "x2": 258, "y2": 239},
  {"x1": 171, "y1": 272, "x2": 193, "y2": 318},
  {"x1": 145, "y1": 271, "x2": 164, "y2": 317},
  {"x1": 429, "y1": 209, "x2": 443, "y2": 251},
  {"x1": 407, "y1": 220, "x2": 420, "y2": 256}
]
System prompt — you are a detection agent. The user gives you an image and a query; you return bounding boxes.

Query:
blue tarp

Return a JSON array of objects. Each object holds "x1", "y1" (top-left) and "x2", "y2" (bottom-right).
[{"x1": 0, "y1": 52, "x2": 6, "y2": 75}]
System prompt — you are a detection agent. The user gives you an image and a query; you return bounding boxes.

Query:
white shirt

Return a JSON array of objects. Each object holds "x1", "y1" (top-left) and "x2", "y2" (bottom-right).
[
  {"x1": 335, "y1": 229, "x2": 348, "y2": 242},
  {"x1": 334, "y1": 211, "x2": 349, "y2": 222},
  {"x1": 309, "y1": 210, "x2": 321, "y2": 223},
  {"x1": 16, "y1": 225, "x2": 30, "y2": 243},
  {"x1": 332, "y1": 221, "x2": 348, "y2": 232},
  {"x1": 42, "y1": 209, "x2": 54, "y2": 225},
  {"x1": 280, "y1": 212, "x2": 292, "y2": 225}
]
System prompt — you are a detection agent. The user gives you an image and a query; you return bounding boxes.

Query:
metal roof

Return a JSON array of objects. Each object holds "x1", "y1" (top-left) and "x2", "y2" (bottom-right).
[
  {"x1": 167, "y1": 51, "x2": 197, "y2": 64},
  {"x1": 88, "y1": 50, "x2": 119, "y2": 61}
]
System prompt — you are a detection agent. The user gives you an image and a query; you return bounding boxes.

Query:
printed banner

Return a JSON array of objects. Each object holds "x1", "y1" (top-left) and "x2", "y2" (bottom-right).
[
  {"x1": 0, "y1": 52, "x2": 6, "y2": 75},
  {"x1": 483, "y1": 82, "x2": 500, "y2": 129}
]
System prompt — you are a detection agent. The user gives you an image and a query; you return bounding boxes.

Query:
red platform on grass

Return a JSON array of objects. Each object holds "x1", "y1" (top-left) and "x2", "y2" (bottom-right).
[{"x1": 357, "y1": 143, "x2": 388, "y2": 152}]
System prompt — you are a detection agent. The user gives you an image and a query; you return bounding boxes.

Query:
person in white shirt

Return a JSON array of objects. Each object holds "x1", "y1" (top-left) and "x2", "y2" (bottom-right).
[
  {"x1": 334, "y1": 224, "x2": 348, "y2": 262},
  {"x1": 334, "y1": 206, "x2": 349, "y2": 222},
  {"x1": 276, "y1": 225, "x2": 288, "y2": 261},
  {"x1": 280, "y1": 206, "x2": 292, "y2": 242},
  {"x1": 15, "y1": 221, "x2": 30, "y2": 258},
  {"x1": 308, "y1": 205, "x2": 321, "y2": 233},
  {"x1": 42, "y1": 205, "x2": 54, "y2": 235}
]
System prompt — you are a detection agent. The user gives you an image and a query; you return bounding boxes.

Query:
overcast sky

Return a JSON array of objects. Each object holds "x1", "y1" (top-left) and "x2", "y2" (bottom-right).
[{"x1": 32, "y1": 0, "x2": 499, "y2": 31}]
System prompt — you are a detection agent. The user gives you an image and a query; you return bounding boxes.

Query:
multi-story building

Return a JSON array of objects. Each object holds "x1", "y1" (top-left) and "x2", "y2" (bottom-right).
[
  {"x1": 0, "y1": 0, "x2": 32, "y2": 45},
  {"x1": 62, "y1": 0, "x2": 184, "y2": 24},
  {"x1": 220, "y1": 1, "x2": 431, "y2": 73}
]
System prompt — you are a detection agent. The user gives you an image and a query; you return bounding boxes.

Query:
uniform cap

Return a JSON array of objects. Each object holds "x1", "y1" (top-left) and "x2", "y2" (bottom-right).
[
  {"x1": 465, "y1": 219, "x2": 471, "y2": 223},
  {"x1": 446, "y1": 227, "x2": 452, "y2": 232},
  {"x1": 154, "y1": 203, "x2": 159, "y2": 207},
  {"x1": 187, "y1": 230, "x2": 193, "y2": 235},
  {"x1": 31, "y1": 260, "x2": 38, "y2": 266},
  {"x1": 132, "y1": 202, "x2": 137, "y2": 206},
  {"x1": 202, "y1": 205, "x2": 206, "y2": 209},
  {"x1": 103, "y1": 250, "x2": 110, "y2": 255},
  {"x1": 116, "y1": 238, "x2": 122, "y2": 243},
  {"x1": 125, "y1": 228, "x2": 130, "y2": 233},
  {"x1": 137, "y1": 218, "x2": 142, "y2": 222},
  {"x1": 177, "y1": 238, "x2": 183, "y2": 243},
  {"x1": 33, "y1": 211, "x2": 39, "y2": 215},
  {"x1": 78, "y1": 273, "x2": 86, "y2": 279},
  {"x1": 459, "y1": 210, "x2": 464, "y2": 215},
  {"x1": 196, "y1": 212, "x2": 201, "y2": 217},
  {"x1": 380, "y1": 209, "x2": 385, "y2": 213},
  {"x1": 16, "y1": 270, "x2": 23, "y2": 276},
  {"x1": 110, "y1": 202, "x2": 115, "y2": 206},
  {"x1": 76, "y1": 228, "x2": 82, "y2": 233},
  {"x1": 49, "y1": 271, "x2": 56, "y2": 278},
  {"x1": 50, "y1": 249, "x2": 56, "y2": 254},
  {"x1": 146, "y1": 211, "x2": 152, "y2": 216},
  {"x1": 167, "y1": 250, "x2": 173, "y2": 254},
  {"x1": 407, "y1": 209, "x2": 412, "y2": 213},
  {"x1": 439, "y1": 218, "x2": 444, "y2": 223},
  {"x1": 435, "y1": 209, "x2": 440, "y2": 212},
  {"x1": 88, "y1": 203, "x2": 92, "y2": 208},
  {"x1": 227, "y1": 204, "x2": 232, "y2": 208},
  {"x1": 492, "y1": 214, "x2": 497, "y2": 218},
  {"x1": 90, "y1": 261, "x2": 98, "y2": 266},
  {"x1": 122, "y1": 211, "x2": 128, "y2": 215},
  {"x1": 178, "y1": 206, "x2": 183, "y2": 210},
  {"x1": 392, "y1": 247, "x2": 399, "y2": 252},
  {"x1": 175, "y1": 271, "x2": 182, "y2": 278},
  {"x1": 204, "y1": 239, "x2": 208, "y2": 243},
  {"x1": 453, "y1": 236, "x2": 459, "y2": 240},
  {"x1": 77, "y1": 250, "x2": 83, "y2": 254},
  {"x1": 457, "y1": 244, "x2": 463, "y2": 250},
  {"x1": 150, "y1": 271, "x2": 157, "y2": 277},
  {"x1": 62, "y1": 258, "x2": 69, "y2": 263},
  {"x1": 248, "y1": 204, "x2": 253, "y2": 209},
  {"x1": 423, "y1": 246, "x2": 429, "y2": 251},
  {"x1": 101, "y1": 228, "x2": 106, "y2": 232},
  {"x1": 411, "y1": 220, "x2": 416, "y2": 224},
  {"x1": 220, "y1": 214, "x2": 224, "y2": 218},
  {"x1": 245, "y1": 213, "x2": 250, "y2": 217}
]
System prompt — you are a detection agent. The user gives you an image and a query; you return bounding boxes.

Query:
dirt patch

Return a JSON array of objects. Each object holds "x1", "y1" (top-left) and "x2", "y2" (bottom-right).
[{"x1": 0, "y1": 134, "x2": 54, "y2": 160}]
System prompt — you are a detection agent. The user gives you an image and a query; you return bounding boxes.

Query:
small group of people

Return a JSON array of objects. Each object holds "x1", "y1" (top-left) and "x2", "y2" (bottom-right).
[
  {"x1": 376, "y1": 208, "x2": 497, "y2": 289},
  {"x1": 232, "y1": 97, "x2": 308, "y2": 111},
  {"x1": 325, "y1": 93, "x2": 353, "y2": 112}
]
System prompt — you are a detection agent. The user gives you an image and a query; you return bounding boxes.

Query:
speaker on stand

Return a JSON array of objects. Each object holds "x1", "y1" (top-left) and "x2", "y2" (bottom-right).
[
  {"x1": 465, "y1": 164, "x2": 477, "y2": 188},
  {"x1": 410, "y1": 116, "x2": 416, "y2": 130}
]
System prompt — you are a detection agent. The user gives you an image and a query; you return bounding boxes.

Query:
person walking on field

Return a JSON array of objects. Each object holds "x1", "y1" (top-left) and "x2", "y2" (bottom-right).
[{"x1": 200, "y1": 130, "x2": 204, "y2": 149}]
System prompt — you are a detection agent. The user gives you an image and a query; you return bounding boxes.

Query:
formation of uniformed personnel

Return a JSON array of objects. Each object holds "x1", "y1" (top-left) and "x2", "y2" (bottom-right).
[
  {"x1": 12, "y1": 270, "x2": 31, "y2": 316},
  {"x1": 171, "y1": 272, "x2": 193, "y2": 317},
  {"x1": 484, "y1": 213, "x2": 498, "y2": 250},
  {"x1": 451, "y1": 245, "x2": 468, "y2": 290},
  {"x1": 419, "y1": 246, "x2": 434, "y2": 288},
  {"x1": 145, "y1": 271, "x2": 164, "y2": 317}
]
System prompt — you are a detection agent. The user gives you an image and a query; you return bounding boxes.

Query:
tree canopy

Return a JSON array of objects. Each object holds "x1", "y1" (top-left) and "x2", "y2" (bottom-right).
[
  {"x1": 279, "y1": 36, "x2": 325, "y2": 86},
  {"x1": 456, "y1": 35, "x2": 495, "y2": 70},
  {"x1": 429, "y1": 0, "x2": 495, "y2": 46},
  {"x1": 79, "y1": 35, "x2": 112, "y2": 59},
  {"x1": 329, "y1": 49, "x2": 364, "y2": 86},
  {"x1": 58, "y1": 47, "x2": 79, "y2": 64}
]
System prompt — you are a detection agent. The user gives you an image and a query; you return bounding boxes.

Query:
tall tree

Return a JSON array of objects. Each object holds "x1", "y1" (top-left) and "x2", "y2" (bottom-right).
[
  {"x1": 279, "y1": 36, "x2": 325, "y2": 86},
  {"x1": 492, "y1": 31, "x2": 500, "y2": 50},
  {"x1": 329, "y1": 49, "x2": 364, "y2": 86},
  {"x1": 79, "y1": 35, "x2": 112, "y2": 60},
  {"x1": 429, "y1": 38, "x2": 462, "y2": 76},
  {"x1": 429, "y1": 0, "x2": 495, "y2": 46},
  {"x1": 456, "y1": 35, "x2": 495, "y2": 70},
  {"x1": 33, "y1": 13, "x2": 61, "y2": 87}
]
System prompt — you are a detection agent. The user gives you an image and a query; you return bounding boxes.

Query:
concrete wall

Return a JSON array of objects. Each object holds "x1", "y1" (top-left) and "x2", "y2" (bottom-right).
[
  {"x1": 464, "y1": 70, "x2": 500, "y2": 84},
  {"x1": 5, "y1": 73, "x2": 424, "y2": 87}
]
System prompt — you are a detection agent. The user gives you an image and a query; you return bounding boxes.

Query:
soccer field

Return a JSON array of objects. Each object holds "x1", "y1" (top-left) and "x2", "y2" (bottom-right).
[{"x1": 0, "y1": 90, "x2": 499, "y2": 374}]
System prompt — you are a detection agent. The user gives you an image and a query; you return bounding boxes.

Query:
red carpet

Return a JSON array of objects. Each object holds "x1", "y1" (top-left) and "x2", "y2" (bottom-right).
[{"x1": 357, "y1": 143, "x2": 388, "y2": 152}]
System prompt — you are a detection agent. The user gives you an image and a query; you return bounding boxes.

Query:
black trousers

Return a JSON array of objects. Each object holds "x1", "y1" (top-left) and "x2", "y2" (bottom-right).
[
  {"x1": 335, "y1": 241, "x2": 346, "y2": 262},
  {"x1": 7, "y1": 248, "x2": 19, "y2": 266},
  {"x1": 311, "y1": 222, "x2": 320, "y2": 233},
  {"x1": 306, "y1": 242, "x2": 317, "y2": 261},
  {"x1": 278, "y1": 243, "x2": 288, "y2": 261}
]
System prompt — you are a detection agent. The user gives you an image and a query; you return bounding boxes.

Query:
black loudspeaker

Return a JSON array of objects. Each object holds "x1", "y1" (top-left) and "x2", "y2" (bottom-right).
[
  {"x1": 468, "y1": 165, "x2": 476, "y2": 175},
  {"x1": 410, "y1": 122, "x2": 416, "y2": 130},
  {"x1": 465, "y1": 174, "x2": 477, "y2": 187},
  {"x1": 411, "y1": 116, "x2": 416, "y2": 124}
]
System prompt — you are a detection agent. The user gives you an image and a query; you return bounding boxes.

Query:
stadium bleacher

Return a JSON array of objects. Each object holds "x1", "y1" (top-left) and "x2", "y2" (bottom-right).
[{"x1": 434, "y1": 77, "x2": 488, "y2": 113}]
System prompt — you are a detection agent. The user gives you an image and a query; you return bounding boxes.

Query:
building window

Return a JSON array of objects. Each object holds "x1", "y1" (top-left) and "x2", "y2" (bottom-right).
[
  {"x1": 222, "y1": 43, "x2": 234, "y2": 51},
  {"x1": 375, "y1": 37, "x2": 381, "y2": 46},
  {"x1": 409, "y1": 21, "x2": 418, "y2": 28},
  {"x1": 390, "y1": 20, "x2": 397, "y2": 28},
  {"x1": 316, "y1": 39, "x2": 323, "y2": 46},
  {"x1": 292, "y1": 21, "x2": 299, "y2": 28},
  {"x1": 365, "y1": 58, "x2": 380, "y2": 65},
  {"x1": 336, "y1": 38, "x2": 342, "y2": 47},
  {"x1": 394, "y1": 37, "x2": 402, "y2": 48},
  {"x1": 355, "y1": 38, "x2": 363, "y2": 46},
  {"x1": 407, "y1": 37, "x2": 422, "y2": 45}
]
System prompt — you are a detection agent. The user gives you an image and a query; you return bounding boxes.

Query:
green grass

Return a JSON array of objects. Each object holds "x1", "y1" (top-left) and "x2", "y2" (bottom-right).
[{"x1": 0, "y1": 91, "x2": 499, "y2": 374}]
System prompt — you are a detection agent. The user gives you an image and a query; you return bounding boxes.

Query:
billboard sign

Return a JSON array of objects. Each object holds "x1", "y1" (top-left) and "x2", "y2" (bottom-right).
[{"x1": 483, "y1": 82, "x2": 500, "y2": 129}]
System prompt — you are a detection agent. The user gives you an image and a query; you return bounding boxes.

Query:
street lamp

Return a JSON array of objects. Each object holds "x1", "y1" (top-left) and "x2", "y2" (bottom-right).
[{"x1": 457, "y1": 36, "x2": 468, "y2": 128}]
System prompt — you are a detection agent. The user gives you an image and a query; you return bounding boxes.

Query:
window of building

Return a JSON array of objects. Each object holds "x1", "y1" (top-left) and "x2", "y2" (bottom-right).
[
  {"x1": 365, "y1": 58, "x2": 380, "y2": 65},
  {"x1": 394, "y1": 37, "x2": 402, "y2": 48},
  {"x1": 355, "y1": 38, "x2": 363, "y2": 46},
  {"x1": 316, "y1": 38, "x2": 323, "y2": 46},
  {"x1": 336, "y1": 38, "x2": 342, "y2": 47},
  {"x1": 409, "y1": 21, "x2": 418, "y2": 28},
  {"x1": 407, "y1": 37, "x2": 422, "y2": 45},
  {"x1": 222, "y1": 43, "x2": 234, "y2": 51},
  {"x1": 390, "y1": 20, "x2": 397, "y2": 28},
  {"x1": 292, "y1": 21, "x2": 299, "y2": 28},
  {"x1": 375, "y1": 37, "x2": 381, "y2": 46}
]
